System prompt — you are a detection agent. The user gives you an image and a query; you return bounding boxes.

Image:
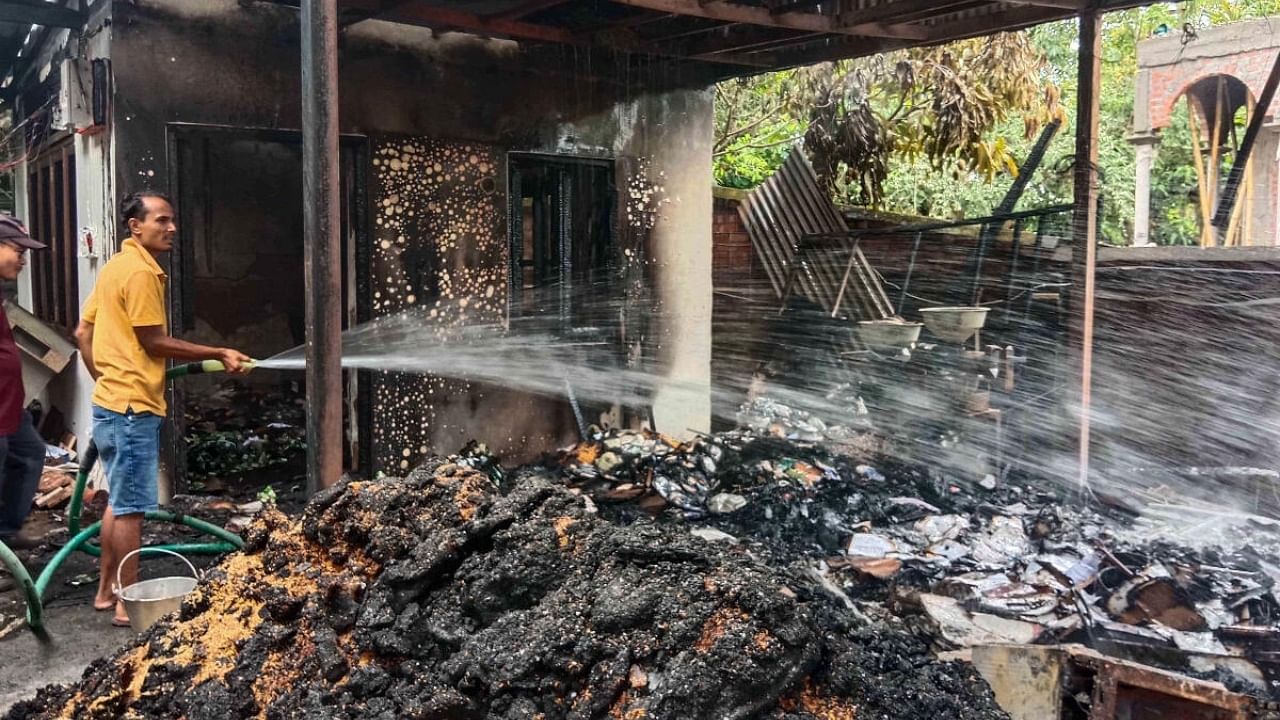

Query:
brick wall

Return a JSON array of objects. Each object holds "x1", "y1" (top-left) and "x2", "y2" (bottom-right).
[
  {"x1": 1147, "y1": 47, "x2": 1280, "y2": 129},
  {"x1": 713, "y1": 195, "x2": 756, "y2": 274}
]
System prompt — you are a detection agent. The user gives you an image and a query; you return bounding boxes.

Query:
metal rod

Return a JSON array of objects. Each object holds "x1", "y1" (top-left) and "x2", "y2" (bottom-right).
[
  {"x1": 897, "y1": 231, "x2": 923, "y2": 315},
  {"x1": 1004, "y1": 218, "x2": 1025, "y2": 323},
  {"x1": 1212, "y1": 48, "x2": 1280, "y2": 235},
  {"x1": 563, "y1": 376, "x2": 588, "y2": 440},
  {"x1": 1071, "y1": 8, "x2": 1102, "y2": 494},
  {"x1": 1021, "y1": 221, "x2": 1048, "y2": 333},
  {"x1": 802, "y1": 203, "x2": 1073, "y2": 245},
  {"x1": 829, "y1": 238, "x2": 862, "y2": 318},
  {"x1": 301, "y1": 0, "x2": 343, "y2": 494}
]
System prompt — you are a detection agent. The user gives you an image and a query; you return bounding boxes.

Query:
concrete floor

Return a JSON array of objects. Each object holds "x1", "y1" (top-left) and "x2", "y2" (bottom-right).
[
  {"x1": 0, "y1": 524, "x2": 224, "y2": 714},
  {"x1": 0, "y1": 547, "x2": 136, "y2": 714}
]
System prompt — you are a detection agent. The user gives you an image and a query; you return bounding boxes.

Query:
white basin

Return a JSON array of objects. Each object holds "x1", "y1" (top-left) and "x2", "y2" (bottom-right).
[
  {"x1": 919, "y1": 306, "x2": 990, "y2": 344},
  {"x1": 856, "y1": 320, "x2": 923, "y2": 351}
]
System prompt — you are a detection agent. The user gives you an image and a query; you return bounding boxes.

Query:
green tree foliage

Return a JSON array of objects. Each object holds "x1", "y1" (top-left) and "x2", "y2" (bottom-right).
[{"x1": 713, "y1": 0, "x2": 1280, "y2": 245}]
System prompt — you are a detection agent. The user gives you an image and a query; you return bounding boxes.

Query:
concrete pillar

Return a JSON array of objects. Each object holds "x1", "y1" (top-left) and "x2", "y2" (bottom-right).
[
  {"x1": 1130, "y1": 132, "x2": 1160, "y2": 246},
  {"x1": 1256, "y1": 124, "x2": 1280, "y2": 247},
  {"x1": 646, "y1": 87, "x2": 714, "y2": 438}
]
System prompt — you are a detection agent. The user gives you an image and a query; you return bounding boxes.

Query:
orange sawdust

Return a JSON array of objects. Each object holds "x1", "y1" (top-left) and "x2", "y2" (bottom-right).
[
  {"x1": 434, "y1": 465, "x2": 490, "y2": 521},
  {"x1": 56, "y1": 508, "x2": 377, "y2": 719},
  {"x1": 608, "y1": 690, "x2": 648, "y2": 719},
  {"x1": 694, "y1": 606, "x2": 749, "y2": 654},
  {"x1": 753, "y1": 629, "x2": 773, "y2": 652},
  {"x1": 778, "y1": 681, "x2": 858, "y2": 720},
  {"x1": 175, "y1": 551, "x2": 270, "y2": 686},
  {"x1": 64, "y1": 644, "x2": 148, "y2": 719},
  {"x1": 576, "y1": 443, "x2": 600, "y2": 465},
  {"x1": 554, "y1": 516, "x2": 578, "y2": 550}
]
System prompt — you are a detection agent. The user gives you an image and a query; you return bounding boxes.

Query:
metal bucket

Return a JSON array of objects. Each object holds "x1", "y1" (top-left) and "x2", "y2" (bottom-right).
[{"x1": 116, "y1": 547, "x2": 199, "y2": 632}]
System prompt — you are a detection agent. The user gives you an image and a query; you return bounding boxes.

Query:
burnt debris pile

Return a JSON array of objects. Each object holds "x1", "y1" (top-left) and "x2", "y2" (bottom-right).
[
  {"x1": 550, "y1": 427, "x2": 1280, "y2": 700},
  {"x1": 8, "y1": 460, "x2": 1007, "y2": 720}
]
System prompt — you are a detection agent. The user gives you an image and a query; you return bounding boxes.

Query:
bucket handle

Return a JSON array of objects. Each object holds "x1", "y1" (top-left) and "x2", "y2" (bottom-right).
[{"x1": 115, "y1": 547, "x2": 200, "y2": 597}]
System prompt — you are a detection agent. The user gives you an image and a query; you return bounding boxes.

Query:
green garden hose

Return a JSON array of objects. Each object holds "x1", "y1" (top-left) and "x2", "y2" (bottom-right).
[
  {"x1": 0, "y1": 535, "x2": 41, "y2": 630},
  {"x1": 6, "y1": 359, "x2": 258, "y2": 631}
]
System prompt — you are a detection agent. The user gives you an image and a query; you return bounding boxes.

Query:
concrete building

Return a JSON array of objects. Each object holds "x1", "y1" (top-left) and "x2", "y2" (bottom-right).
[
  {"x1": 0, "y1": 0, "x2": 1134, "y2": 489},
  {"x1": 1133, "y1": 17, "x2": 1280, "y2": 247}
]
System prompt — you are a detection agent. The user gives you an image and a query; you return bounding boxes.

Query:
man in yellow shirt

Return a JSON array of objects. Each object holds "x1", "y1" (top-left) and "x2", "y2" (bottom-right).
[{"x1": 75, "y1": 191, "x2": 250, "y2": 627}]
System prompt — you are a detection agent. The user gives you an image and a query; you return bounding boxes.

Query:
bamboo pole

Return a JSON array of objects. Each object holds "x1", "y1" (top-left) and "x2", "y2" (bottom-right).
[
  {"x1": 1225, "y1": 110, "x2": 1253, "y2": 247},
  {"x1": 1245, "y1": 95, "x2": 1257, "y2": 246},
  {"x1": 1187, "y1": 99, "x2": 1212, "y2": 248},
  {"x1": 1206, "y1": 78, "x2": 1225, "y2": 247}
]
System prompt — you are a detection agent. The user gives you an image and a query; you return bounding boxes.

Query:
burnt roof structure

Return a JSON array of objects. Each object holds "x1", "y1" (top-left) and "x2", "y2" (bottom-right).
[{"x1": 0, "y1": 0, "x2": 1156, "y2": 86}]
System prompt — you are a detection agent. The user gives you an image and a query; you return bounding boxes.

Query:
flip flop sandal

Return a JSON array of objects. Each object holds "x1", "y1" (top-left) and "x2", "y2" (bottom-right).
[{"x1": 111, "y1": 616, "x2": 132, "y2": 628}]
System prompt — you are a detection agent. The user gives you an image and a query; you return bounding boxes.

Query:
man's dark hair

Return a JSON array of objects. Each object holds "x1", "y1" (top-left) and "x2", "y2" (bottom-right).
[{"x1": 119, "y1": 191, "x2": 174, "y2": 231}]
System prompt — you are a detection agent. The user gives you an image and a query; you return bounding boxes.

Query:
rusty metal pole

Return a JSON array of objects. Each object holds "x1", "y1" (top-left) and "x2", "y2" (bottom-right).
[
  {"x1": 1070, "y1": 8, "x2": 1102, "y2": 493},
  {"x1": 301, "y1": 0, "x2": 343, "y2": 494}
]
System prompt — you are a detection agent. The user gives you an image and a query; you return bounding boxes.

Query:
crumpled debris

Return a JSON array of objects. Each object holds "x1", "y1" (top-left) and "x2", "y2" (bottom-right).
[{"x1": 551, "y1": 423, "x2": 1280, "y2": 700}]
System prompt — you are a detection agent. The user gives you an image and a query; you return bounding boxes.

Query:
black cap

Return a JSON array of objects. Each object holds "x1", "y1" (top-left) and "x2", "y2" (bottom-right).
[{"x1": 0, "y1": 215, "x2": 46, "y2": 250}]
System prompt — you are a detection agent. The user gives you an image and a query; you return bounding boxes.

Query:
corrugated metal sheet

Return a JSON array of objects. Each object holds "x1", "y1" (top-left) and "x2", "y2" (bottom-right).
[{"x1": 738, "y1": 150, "x2": 894, "y2": 320}]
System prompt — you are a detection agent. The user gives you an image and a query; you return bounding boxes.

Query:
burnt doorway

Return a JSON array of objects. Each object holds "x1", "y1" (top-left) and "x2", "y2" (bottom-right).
[
  {"x1": 168, "y1": 126, "x2": 367, "y2": 495},
  {"x1": 507, "y1": 154, "x2": 623, "y2": 435}
]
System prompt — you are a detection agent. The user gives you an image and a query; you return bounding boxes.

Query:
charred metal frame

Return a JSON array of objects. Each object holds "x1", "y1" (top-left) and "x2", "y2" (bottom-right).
[{"x1": 1211, "y1": 48, "x2": 1280, "y2": 238}]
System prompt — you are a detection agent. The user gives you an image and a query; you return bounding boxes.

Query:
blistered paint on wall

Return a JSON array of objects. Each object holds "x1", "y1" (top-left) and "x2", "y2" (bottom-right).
[{"x1": 369, "y1": 138, "x2": 512, "y2": 471}]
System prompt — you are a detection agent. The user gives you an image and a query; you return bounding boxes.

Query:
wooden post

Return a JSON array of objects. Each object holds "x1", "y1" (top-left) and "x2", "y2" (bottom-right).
[
  {"x1": 1206, "y1": 77, "x2": 1225, "y2": 246},
  {"x1": 1187, "y1": 100, "x2": 1211, "y2": 247},
  {"x1": 1071, "y1": 8, "x2": 1102, "y2": 492}
]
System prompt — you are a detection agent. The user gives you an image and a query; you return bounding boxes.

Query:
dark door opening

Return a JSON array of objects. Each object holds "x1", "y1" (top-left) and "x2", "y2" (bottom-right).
[
  {"x1": 168, "y1": 126, "x2": 367, "y2": 495},
  {"x1": 507, "y1": 154, "x2": 623, "y2": 434},
  {"x1": 508, "y1": 154, "x2": 617, "y2": 340}
]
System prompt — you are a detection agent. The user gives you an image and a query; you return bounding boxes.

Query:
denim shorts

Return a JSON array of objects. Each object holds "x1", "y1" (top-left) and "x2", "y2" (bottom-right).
[{"x1": 92, "y1": 405, "x2": 162, "y2": 516}]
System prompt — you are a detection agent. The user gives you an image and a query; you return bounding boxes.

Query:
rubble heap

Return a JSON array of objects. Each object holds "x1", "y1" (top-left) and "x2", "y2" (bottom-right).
[
  {"x1": 8, "y1": 460, "x2": 1007, "y2": 720},
  {"x1": 551, "y1": 427, "x2": 1280, "y2": 699}
]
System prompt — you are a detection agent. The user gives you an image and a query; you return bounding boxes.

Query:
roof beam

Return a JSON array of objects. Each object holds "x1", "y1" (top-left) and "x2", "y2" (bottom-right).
[
  {"x1": 375, "y1": 3, "x2": 577, "y2": 42},
  {"x1": 921, "y1": 2, "x2": 1068, "y2": 41},
  {"x1": 607, "y1": 0, "x2": 928, "y2": 40},
  {"x1": 0, "y1": 0, "x2": 82, "y2": 28},
  {"x1": 837, "y1": 0, "x2": 984, "y2": 27},
  {"x1": 487, "y1": 0, "x2": 573, "y2": 22},
  {"x1": 378, "y1": 2, "x2": 769, "y2": 65},
  {"x1": 672, "y1": 26, "x2": 821, "y2": 58},
  {"x1": 1004, "y1": 0, "x2": 1082, "y2": 8}
]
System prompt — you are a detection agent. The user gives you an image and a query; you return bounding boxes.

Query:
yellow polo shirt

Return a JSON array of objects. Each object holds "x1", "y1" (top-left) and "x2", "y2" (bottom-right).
[{"x1": 82, "y1": 238, "x2": 168, "y2": 415}]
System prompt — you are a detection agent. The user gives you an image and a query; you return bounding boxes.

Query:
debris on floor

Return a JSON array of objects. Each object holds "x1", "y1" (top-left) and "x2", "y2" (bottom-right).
[
  {"x1": 548, "y1": 425, "x2": 1280, "y2": 703},
  {"x1": 6, "y1": 460, "x2": 1009, "y2": 720},
  {"x1": 183, "y1": 383, "x2": 306, "y2": 493}
]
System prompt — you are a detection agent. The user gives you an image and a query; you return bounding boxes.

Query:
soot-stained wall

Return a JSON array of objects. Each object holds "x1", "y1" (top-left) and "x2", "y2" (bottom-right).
[{"x1": 108, "y1": 0, "x2": 714, "y2": 473}]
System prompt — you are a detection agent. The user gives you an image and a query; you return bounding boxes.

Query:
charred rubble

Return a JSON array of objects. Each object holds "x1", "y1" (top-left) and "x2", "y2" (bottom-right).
[
  {"x1": 8, "y1": 459, "x2": 1007, "y2": 720},
  {"x1": 550, "y1": 422, "x2": 1280, "y2": 703}
]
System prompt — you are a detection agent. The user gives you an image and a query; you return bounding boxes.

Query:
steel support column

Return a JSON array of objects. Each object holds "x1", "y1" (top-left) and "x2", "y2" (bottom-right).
[
  {"x1": 302, "y1": 0, "x2": 343, "y2": 494},
  {"x1": 1070, "y1": 8, "x2": 1102, "y2": 492}
]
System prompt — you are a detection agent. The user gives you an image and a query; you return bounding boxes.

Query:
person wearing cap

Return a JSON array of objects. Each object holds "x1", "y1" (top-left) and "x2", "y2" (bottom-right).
[
  {"x1": 74, "y1": 191, "x2": 250, "y2": 627},
  {"x1": 0, "y1": 216, "x2": 49, "y2": 551}
]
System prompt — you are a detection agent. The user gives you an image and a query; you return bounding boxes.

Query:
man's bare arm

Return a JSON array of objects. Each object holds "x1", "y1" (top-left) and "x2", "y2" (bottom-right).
[
  {"x1": 134, "y1": 326, "x2": 251, "y2": 373},
  {"x1": 74, "y1": 320, "x2": 100, "y2": 381}
]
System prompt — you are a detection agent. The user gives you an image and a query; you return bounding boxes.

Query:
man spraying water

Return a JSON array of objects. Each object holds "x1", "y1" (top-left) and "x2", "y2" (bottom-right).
[{"x1": 74, "y1": 191, "x2": 251, "y2": 627}]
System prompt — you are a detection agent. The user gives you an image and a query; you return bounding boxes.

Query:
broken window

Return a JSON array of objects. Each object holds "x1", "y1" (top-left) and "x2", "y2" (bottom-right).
[
  {"x1": 507, "y1": 155, "x2": 617, "y2": 340},
  {"x1": 25, "y1": 137, "x2": 78, "y2": 330}
]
